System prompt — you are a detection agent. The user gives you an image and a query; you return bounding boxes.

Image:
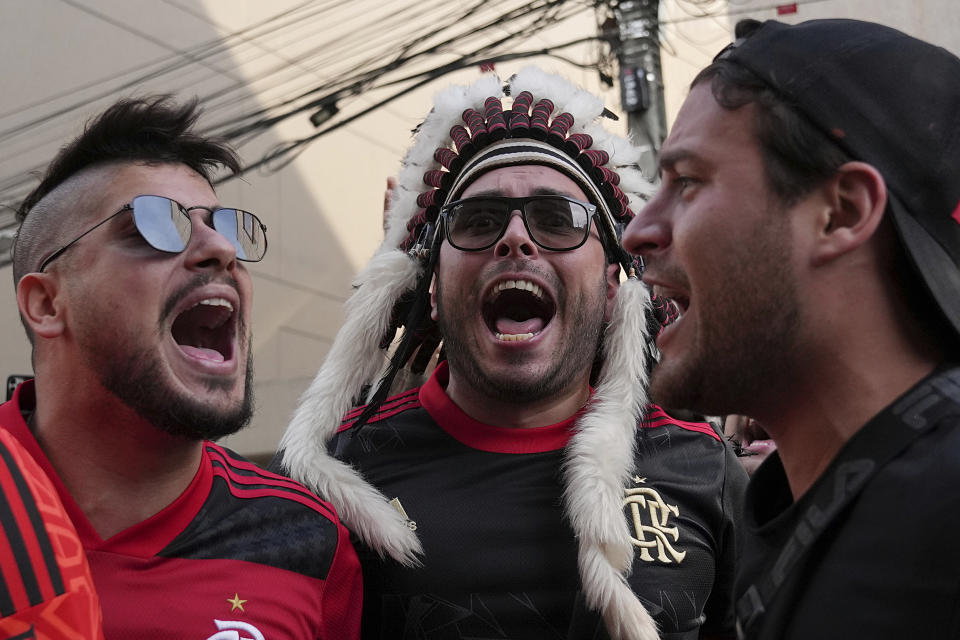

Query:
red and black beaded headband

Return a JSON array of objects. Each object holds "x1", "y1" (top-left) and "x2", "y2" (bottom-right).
[{"x1": 400, "y1": 89, "x2": 638, "y2": 266}]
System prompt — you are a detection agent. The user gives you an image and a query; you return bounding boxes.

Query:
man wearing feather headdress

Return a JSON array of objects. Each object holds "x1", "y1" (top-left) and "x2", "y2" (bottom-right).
[{"x1": 276, "y1": 67, "x2": 746, "y2": 640}]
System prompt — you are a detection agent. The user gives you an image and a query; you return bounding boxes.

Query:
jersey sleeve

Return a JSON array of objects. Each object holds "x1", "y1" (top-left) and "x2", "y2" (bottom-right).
[
  {"x1": 701, "y1": 437, "x2": 749, "y2": 638},
  {"x1": 0, "y1": 427, "x2": 104, "y2": 639},
  {"x1": 318, "y1": 519, "x2": 363, "y2": 639}
]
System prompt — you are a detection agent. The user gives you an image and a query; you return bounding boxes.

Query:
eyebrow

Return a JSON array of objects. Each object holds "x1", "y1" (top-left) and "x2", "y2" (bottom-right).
[
  {"x1": 657, "y1": 149, "x2": 698, "y2": 173},
  {"x1": 466, "y1": 187, "x2": 576, "y2": 198}
]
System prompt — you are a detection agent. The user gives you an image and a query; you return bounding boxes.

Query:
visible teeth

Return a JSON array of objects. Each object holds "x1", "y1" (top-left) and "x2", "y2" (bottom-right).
[
  {"x1": 494, "y1": 279, "x2": 544, "y2": 299},
  {"x1": 195, "y1": 297, "x2": 234, "y2": 312},
  {"x1": 496, "y1": 332, "x2": 535, "y2": 342}
]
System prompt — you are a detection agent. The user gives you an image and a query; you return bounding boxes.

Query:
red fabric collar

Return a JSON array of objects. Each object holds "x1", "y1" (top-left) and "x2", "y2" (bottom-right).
[{"x1": 418, "y1": 362, "x2": 587, "y2": 454}]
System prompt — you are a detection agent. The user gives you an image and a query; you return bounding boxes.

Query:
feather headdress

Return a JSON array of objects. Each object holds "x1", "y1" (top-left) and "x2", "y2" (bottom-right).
[{"x1": 280, "y1": 66, "x2": 659, "y2": 640}]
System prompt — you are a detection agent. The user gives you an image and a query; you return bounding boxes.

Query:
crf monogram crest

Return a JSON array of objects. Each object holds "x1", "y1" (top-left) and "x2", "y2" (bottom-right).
[
  {"x1": 624, "y1": 477, "x2": 686, "y2": 564},
  {"x1": 205, "y1": 620, "x2": 265, "y2": 640}
]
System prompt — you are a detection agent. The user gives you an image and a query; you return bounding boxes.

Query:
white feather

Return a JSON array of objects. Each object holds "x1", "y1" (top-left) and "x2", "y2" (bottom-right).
[
  {"x1": 385, "y1": 74, "x2": 502, "y2": 250},
  {"x1": 618, "y1": 170, "x2": 656, "y2": 199},
  {"x1": 510, "y1": 66, "x2": 605, "y2": 120},
  {"x1": 560, "y1": 89, "x2": 606, "y2": 126},
  {"x1": 383, "y1": 181, "x2": 423, "y2": 252}
]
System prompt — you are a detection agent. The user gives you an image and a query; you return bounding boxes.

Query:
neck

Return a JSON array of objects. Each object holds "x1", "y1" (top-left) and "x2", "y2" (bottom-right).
[
  {"x1": 32, "y1": 375, "x2": 202, "y2": 540},
  {"x1": 444, "y1": 367, "x2": 591, "y2": 428},
  {"x1": 755, "y1": 312, "x2": 939, "y2": 501}
]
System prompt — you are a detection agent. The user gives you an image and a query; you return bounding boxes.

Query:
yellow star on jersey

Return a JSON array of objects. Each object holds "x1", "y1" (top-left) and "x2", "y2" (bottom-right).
[{"x1": 227, "y1": 593, "x2": 247, "y2": 613}]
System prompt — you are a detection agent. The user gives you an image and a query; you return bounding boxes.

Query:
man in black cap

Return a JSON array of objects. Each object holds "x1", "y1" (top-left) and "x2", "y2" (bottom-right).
[{"x1": 623, "y1": 18, "x2": 960, "y2": 640}]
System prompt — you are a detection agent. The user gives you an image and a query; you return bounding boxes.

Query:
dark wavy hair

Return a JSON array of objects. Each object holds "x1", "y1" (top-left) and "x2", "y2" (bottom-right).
[{"x1": 16, "y1": 95, "x2": 240, "y2": 223}]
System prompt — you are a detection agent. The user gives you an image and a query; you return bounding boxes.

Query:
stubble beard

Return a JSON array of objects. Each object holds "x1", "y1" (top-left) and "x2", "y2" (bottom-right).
[
  {"x1": 78, "y1": 274, "x2": 255, "y2": 441},
  {"x1": 436, "y1": 268, "x2": 608, "y2": 405},
  {"x1": 649, "y1": 215, "x2": 800, "y2": 418}
]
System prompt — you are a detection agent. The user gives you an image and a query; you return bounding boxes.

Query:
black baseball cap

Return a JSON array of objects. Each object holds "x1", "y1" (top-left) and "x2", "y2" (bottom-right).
[{"x1": 716, "y1": 19, "x2": 960, "y2": 339}]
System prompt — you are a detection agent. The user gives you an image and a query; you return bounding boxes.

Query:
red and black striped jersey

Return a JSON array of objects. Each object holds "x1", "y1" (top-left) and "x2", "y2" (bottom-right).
[
  {"x1": 326, "y1": 362, "x2": 747, "y2": 640},
  {"x1": 0, "y1": 427, "x2": 103, "y2": 639},
  {"x1": 1, "y1": 381, "x2": 362, "y2": 639}
]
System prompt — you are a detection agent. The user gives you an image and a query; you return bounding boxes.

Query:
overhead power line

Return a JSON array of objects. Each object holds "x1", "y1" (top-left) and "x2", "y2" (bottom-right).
[{"x1": 0, "y1": 0, "x2": 598, "y2": 211}]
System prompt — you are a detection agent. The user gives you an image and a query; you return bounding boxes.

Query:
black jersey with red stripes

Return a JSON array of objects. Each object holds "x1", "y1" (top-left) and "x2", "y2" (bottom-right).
[
  {"x1": 330, "y1": 362, "x2": 746, "y2": 640},
  {"x1": 0, "y1": 381, "x2": 362, "y2": 640}
]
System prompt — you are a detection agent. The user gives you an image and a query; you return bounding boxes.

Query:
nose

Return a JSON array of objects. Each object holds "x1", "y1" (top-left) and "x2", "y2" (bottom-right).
[
  {"x1": 494, "y1": 211, "x2": 538, "y2": 258},
  {"x1": 183, "y1": 210, "x2": 239, "y2": 271},
  {"x1": 621, "y1": 194, "x2": 671, "y2": 258}
]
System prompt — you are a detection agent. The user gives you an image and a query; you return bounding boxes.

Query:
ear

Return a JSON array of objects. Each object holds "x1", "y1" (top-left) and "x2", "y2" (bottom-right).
[
  {"x1": 604, "y1": 263, "x2": 621, "y2": 322},
  {"x1": 810, "y1": 161, "x2": 888, "y2": 267},
  {"x1": 16, "y1": 273, "x2": 67, "y2": 339}
]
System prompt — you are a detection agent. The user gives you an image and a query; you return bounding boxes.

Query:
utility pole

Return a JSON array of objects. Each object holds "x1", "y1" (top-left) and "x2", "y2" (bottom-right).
[
  {"x1": 609, "y1": 0, "x2": 666, "y2": 178},
  {"x1": 0, "y1": 214, "x2": 14, "y2": 269}
]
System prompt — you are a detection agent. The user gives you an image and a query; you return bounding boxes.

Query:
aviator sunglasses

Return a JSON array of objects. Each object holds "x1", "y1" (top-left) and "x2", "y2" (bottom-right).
[
  {"x1": 440, "y1": 195, "x2": 598, "y2": 252},
  {"x1": 38, "y1": 194, "x2": 268, "y2": 272}
]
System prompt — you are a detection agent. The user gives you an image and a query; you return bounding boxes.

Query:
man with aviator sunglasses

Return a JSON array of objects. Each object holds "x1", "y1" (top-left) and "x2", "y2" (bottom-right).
[
  {"x1": 1, "y1": 96, "x2": 361, "y2": 638},
  {"x1": 37, "y1": 194, "x2": 266, "y2": 273}
]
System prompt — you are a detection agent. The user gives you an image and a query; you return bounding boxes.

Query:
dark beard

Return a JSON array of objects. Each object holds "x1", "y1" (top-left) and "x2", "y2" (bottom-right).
[
  {"x1": 436, "y1": 268, "x2": 608, "y2": 405},
  {"x1": 98, "y1": 342, "x2": 255, "y2": 441}
]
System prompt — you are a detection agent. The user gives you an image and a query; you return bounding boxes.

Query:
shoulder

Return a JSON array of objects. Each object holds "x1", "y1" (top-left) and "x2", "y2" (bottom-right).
[
  {"x1": 337, "y1": 386, "x2": 423, "y2": 433},
  {"x1": 0, "y1": 428, "x2": 103, "y2": 629},
  {"x1": 869, "y1": 413, "x2": 960, "y2": 502},
  {"x1": 0, "y1": 428, "x2": 61, "y2": 526},
  {"x1": 641, "y1": 404, "x2": 722, "y2": 442},
  {"x1": 634, "y1": 405, "x2": 747, "y2": 491},
  {"x1": 205, "y1": 442, "x2": 341, "y2": 522},
  {"x1": 160, "y1": 443, "x2": 351, "y2": 580}
]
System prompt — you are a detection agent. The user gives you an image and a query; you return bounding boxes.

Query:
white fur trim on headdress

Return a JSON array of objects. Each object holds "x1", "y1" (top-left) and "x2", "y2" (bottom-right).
[
  {"x1": 564, "y1": 276, "x2": 658, "y2": 640},
  {"x1": 280, "y1": 248, "x2": 424, "y2": 565}
]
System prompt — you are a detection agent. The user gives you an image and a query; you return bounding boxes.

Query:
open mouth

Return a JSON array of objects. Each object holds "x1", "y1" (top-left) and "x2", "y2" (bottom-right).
[
  {"x1": 652, "y1": 286, "x2": 689, "y2": 316},
  {"x1": 171, "y1": 297, "x2": 236, "y2": 363},
  {"x1": 482, "y1": 279, "x2": 556, "y2": 342},
  {"x1": 670, "y1": 295, "x2": 689, "y2": 314}
]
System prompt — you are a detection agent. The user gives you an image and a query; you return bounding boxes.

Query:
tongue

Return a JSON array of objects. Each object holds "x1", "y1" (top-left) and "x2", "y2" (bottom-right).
[
  {"x1": 495, "y1": 317, "x2": 544, "y2": 335},
  {"x1": 181, "y1": 345, "x2": 225, "y2": 363}
]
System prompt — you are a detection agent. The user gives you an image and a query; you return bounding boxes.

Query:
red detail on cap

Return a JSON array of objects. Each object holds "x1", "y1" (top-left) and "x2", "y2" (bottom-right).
[
  {"x1": 952, "y1": 200, "x2": 960, "y2": 226},
  {"x1": 777, "y1": 3, "x2": 798, "y2": 14},
  {"x1": 830, "y1": 128, "x2": 846, "y2": 139}
]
